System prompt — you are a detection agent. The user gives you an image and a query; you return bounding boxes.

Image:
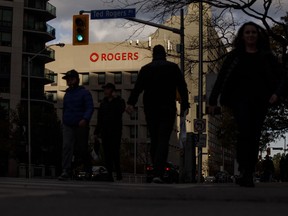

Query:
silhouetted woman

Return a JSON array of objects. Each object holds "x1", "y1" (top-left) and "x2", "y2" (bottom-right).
[{"x1": 209, "y1": 22, "x2": 287, "y2": 187}]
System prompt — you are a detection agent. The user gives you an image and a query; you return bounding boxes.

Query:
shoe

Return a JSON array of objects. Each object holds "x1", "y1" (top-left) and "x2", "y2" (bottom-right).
[
  {"x1": 58, "y1": 172, "x2": 71, "y2": 181},
  {"x1": 152, "y1": 177, "x2": 164, "y2": 184}
]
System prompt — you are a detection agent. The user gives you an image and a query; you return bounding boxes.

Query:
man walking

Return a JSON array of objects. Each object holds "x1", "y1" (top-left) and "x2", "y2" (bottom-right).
[
  {"x1": 126, "y1": 45, "x2": 189, "y2": 183},
  {"x1": 95, "y1": 83, "x2": 125, "y2": 181},
  {"x1": 58, "y1": 69, "x2": 94, "y2": 180}
]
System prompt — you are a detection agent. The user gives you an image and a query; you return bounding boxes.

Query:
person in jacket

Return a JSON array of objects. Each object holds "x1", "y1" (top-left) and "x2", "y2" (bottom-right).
[
  {"x1": 209, "y1": 22, "x2": 287, "y2": 187},
  {"x1": 58, "y1": 69, "x2": 94, "y2": 180},
  {"x1": 95, "y1": 83, "x2": 125, "y2": 181},
  {"x1": 126, "y1": 45, "x2": 189, "y2": 183}
]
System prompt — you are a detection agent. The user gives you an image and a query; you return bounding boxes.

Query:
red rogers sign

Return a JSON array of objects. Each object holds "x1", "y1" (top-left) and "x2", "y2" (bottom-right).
[{"x1": 90, "y1": 52, "x2": 139, "y2": 62}]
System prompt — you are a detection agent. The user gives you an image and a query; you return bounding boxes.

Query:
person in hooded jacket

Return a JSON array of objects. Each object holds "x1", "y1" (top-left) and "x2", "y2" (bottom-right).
[
  {"x1": 58, "y1": 69, "x2": 94, "y2": 180},
  {"x1": 208, "y1": 22, "x2": 287, "y2": 187},
  {"x1": 126, "y1": 45, "x2": 189, "y2": 183}
]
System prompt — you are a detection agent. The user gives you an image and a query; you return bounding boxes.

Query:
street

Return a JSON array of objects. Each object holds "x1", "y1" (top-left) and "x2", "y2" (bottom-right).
[{"x1": 0, "y1": 178, "x2": 288, "y2": 216}]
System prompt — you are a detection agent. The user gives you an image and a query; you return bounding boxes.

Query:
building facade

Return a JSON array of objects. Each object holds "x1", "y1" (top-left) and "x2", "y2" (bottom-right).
[{"x1": 0, "y1": 0, "x2": 58, "y2": 176}]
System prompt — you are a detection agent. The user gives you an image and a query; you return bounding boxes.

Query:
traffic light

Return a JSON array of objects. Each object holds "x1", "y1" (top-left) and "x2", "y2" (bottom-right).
[{"x1": 73, "y1": 14, "x2": 89, "y2": 45}]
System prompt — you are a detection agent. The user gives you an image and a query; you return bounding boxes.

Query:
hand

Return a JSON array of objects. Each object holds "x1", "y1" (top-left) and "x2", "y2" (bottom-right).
[
  {"x1": 269, "y1": 94, "x2": 278, "y2": 104},
  {"x1": 126, "y1": 105, "x2": 134, "y2": 114},
  {"x1": 79, "y1": 119, "x2": 87, "y2": 127}
]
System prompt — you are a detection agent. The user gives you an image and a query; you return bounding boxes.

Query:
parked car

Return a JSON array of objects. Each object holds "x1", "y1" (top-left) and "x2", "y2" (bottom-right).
[
  {"x1": 205, "y1": 176, "x2": 216, "y2": 183},
  {"x1": 215, "y1": 171, "x2": 233, "y2": 183},
  {"x1": 91, "y1": 166, "x2": 111, "y2": 181},
  {"x1": 146, "y1": 162, "x2": 179, "y2": 183}
]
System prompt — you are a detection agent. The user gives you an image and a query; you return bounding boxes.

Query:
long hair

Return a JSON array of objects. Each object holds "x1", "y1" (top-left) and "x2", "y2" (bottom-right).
[{"x1": 232, "y1": 22, "x2": 271, "y2": 52}]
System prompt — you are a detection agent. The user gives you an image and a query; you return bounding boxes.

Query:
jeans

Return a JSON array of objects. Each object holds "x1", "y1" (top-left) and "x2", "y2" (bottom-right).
[
  {"x1": 145, "y1": 108, "x2": 176, "y2": 178},
  {"x1": 62, "y1": 124, "x2": 91, "y2": 172},
  {"x1": 231, "y1": 99, "x2": 268, "y2": 173}
]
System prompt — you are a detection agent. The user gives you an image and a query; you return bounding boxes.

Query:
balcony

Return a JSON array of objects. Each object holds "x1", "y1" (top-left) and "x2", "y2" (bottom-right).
[
  {"x1": 23, "y1": 23, "x2": 56, "y2": 42},
  {"x1": 24, "y1": 0, "x2": 56, "y2": 21},
  {"x1": 23, "y1": 47, "x2": 55, "y2": 63}
]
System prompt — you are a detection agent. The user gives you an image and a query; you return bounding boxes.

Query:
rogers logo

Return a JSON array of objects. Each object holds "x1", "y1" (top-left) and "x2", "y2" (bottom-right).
[{"x1": 90, "y1": 52, "x2": 139, "y2": 62}]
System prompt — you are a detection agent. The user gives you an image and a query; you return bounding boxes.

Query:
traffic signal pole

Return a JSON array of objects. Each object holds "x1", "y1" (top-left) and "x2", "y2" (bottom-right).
[{"x1": 197, "y1": 1, "x2": 204, "y2": 183}]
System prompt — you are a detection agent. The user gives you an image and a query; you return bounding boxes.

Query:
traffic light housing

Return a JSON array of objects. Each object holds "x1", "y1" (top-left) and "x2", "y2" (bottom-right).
[{"x1": 73, "y1": 14, "x2": 89, "y2": 45}]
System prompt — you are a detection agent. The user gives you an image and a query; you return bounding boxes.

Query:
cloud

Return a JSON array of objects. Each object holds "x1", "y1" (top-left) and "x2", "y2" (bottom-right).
[
  {"x1": 48, "y1": 0, "x2": 288, "y2": 44},
  {"x1": 48, "y1": 0, "x2": 157, "y2": 44}
]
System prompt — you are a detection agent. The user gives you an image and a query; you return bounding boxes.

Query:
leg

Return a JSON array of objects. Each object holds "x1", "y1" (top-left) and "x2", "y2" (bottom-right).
[
  {"x1": 102, "y1": 135, "x2": 114, "y2": 181},
  {"x1": 153, "y1": 111, "x2": 175, "y2": 178},
  {"x1": 76, "y1": 126, "x2": 91, "y2": 173},
  {"x1": 62, "y1": 125, "x2": 75, "y2": 172},
  {"x1": 59, "y1": 125, "x2": 75, "y2": 180},
  {"x1": 145, "y1": 112, "x2": 159, "y2": 166},
  {"x1": 113, "y1": 131, "x2": 122, "y2": 180}
]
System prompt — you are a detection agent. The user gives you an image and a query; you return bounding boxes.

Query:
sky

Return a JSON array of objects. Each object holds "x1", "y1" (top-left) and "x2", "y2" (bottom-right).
[
  {"x1": 48, "y1": 0, "x2": 157, "y2": 44},
  {"x1": 48, "y1": 0, "x2": 288, "y2": 45}
]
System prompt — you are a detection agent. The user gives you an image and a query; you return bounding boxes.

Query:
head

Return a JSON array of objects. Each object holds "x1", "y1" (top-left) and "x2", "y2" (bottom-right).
[
  {"x1": 233, "y1": 22, "x2": 270, "y2": 51},
  {"x1": 63, "y1": 69, "x2": 80, "y2": 88},
  {"x1": 152, "y1": 45, "x2": 166, "y2": 60},
  {"x1": 102, "y1": 83, "x2": 116, "y2": 98}
]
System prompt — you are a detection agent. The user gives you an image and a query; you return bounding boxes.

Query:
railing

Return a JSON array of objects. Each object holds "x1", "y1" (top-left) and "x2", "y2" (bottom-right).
[
  {"x1": 24, "y1": 22, "x2": 56, "y2": 38},
  {"x1": 24, "y1": 0, "x2": 56, "y2": 17},
  {"x1": 45, "y1": 69, "x2": 56, "y2": 82}
]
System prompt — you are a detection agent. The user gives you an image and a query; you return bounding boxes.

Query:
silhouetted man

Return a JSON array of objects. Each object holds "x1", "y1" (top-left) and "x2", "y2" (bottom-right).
[
  {"x1": 58, "y1": 69, "x2": 94, "y2": 180},
  {"x1": 127, "y1": 45, "x2": 189, "y2": 183},
  {"x1": 96, "y1": 83, "x2": 125, "y2": 181}
]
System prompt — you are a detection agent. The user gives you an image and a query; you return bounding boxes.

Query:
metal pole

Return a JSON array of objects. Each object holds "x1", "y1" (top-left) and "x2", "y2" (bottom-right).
[
  {"x1": 284, "y1": 136, "x2": 286, "y2": 155},
  {"x1": 180, "y1": 9, "x2": 185, "y2": 75},
  {"x1": 27, "y1": 57, "x2": 32, "y2": 179},
  {"x1": 134, "y1": 109, "x2": 137, "y2": 175},
  {"x1": 197, "y1": 0, "x2": 204, "y2": 183}
]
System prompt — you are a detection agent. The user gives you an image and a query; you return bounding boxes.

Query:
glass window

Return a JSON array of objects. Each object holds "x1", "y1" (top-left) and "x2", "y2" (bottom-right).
[
  {"x1": 130, "y1": 125, "x2": 138, "y2": 139},
  {"x1": 98, "y1": 73, "x2": 106, "y2": 85},
  {"x1": 0, "y1": 99, "x2": 9, "y2": 120},
  {"x1": 0, "y1": 7, "x2": 13, "y2": 27},
  {"x1": 0, "y1": 53, "x2": 11, "y2": 93},
  {"x1": 46, "y1": 91, "x2": 57, "y2": 103},
  {"x1": 82, "y1": 73, "x2": 89, "y2": 85},
  {"x1": 114, "y1": 72, "x2": 122, "y2": 84},
  {"x1": 98, "y1": 90, "x2": 104, "y2": 102},
  {"x1": 131, "y1": 72, "x2": 138, "y2": 84}
]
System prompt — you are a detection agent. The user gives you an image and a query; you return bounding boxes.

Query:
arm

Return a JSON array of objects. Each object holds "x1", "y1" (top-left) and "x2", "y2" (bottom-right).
[
  {"x1": 175, "y1": 65, "x2": 189, "y2": 115},
  {"x1": 82, "y1": 90, "x2": 94, "y2": 122},
  {"x1": 209, "y1": 53, "x2": 234, "y2": 106},
  {"x1": 95, "y1": 103, "x2": 103, "y2": 135},
  {"x1": 127, "y1": 67, "x2": 146, "y2": 106}
]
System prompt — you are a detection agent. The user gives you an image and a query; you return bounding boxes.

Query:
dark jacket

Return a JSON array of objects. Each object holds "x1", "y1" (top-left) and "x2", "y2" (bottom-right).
[
  {"x1": 63, "y1": 86, "x2": 94, "y2": 126},
  {"x1": 127, "y1": 58, "x2": 189, "y2": 113},
  {"x1": 96, "y1": 96, "x2": 125, "y2": 135},
  {"x1": 209, "y1": 50, "x2": 287, "y2": 107}
]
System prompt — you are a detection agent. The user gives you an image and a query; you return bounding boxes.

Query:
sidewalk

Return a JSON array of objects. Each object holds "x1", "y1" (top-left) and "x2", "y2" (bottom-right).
[{"x1": 0, "y1": 178, "x2": 287, "y2": 216}]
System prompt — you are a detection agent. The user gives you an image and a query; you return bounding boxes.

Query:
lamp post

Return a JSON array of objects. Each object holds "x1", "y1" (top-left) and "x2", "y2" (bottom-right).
[{"x1": 27, "y1": 43, "x2": 65, "y2": 179}]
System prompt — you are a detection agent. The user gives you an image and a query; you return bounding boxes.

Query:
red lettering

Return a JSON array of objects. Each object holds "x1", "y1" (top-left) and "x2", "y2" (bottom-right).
[
  {"x1": 122, "y1": 52, "x2": 127, "y2": 61},
  {"x1": 127, "y1": 52, "x2": 133, "y2": 60},
  {"x1": 134, "y1": 52, "x2": 139, "y2": 60},
  {"x1": 115, "y1": 53, "x2": 121, "y2": 60},
  {"x1": 90, "y1": 52, "x2": 99, "y2": 62},
  {"x1": 101, "y1": 53, "x2": 107, "y2": 61},
  {"x1": 91, "y1": 52, "x2": 139, "y2": 62},
  {"x1": 107, "y1": 53, "x2": 114, "y2": 61}
]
